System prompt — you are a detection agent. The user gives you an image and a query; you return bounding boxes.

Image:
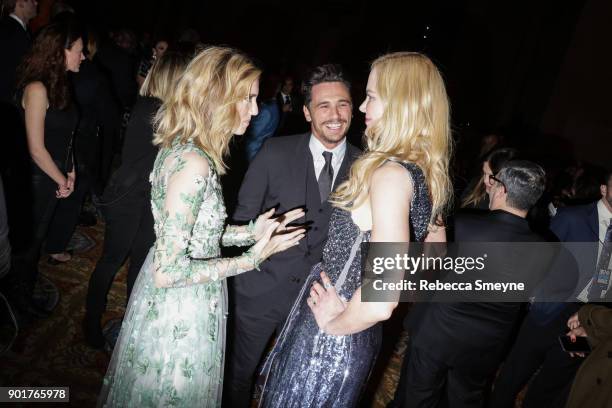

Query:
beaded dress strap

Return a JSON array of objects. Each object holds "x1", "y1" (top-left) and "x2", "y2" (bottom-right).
[{"x1": 334, "y1": 231, "x2": 365, "y2": 292}]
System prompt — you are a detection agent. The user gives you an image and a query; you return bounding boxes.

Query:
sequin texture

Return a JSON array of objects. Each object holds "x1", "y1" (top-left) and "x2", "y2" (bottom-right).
[{"x1": 259, "y1": 162, "x2": 432, "y2": 407}]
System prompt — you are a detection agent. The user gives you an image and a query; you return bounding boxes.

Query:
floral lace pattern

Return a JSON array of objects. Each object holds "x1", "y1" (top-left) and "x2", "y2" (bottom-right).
[{"x1": 99, "y1": 140, "x2": 256, "y2": 407}]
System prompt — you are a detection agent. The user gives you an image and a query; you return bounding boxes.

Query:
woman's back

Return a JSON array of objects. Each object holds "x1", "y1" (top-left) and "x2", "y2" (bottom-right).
[{"x1": 17, "y1": 83, "x2": 78, "y2": 170}]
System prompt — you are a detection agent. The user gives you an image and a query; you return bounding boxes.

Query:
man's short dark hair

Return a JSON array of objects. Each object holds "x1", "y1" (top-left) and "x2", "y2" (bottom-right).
[
  {"x1": 301, "y1": 64, "x2": 350, "y2": 108},
  {"x1": 602, "y1": 169, "x2": 612, "y2": 186},
  {"x1": 1, "y1": 0, "x2": 18, "y2": 15},
  {"x1": 497, "y1": 160, "x2": 546, "y2": 211}
]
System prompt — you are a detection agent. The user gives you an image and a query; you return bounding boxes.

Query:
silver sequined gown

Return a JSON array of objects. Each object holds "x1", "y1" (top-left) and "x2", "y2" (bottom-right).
[{"x1": 259, "y1": 162, "x2": 432, "y2": 407}]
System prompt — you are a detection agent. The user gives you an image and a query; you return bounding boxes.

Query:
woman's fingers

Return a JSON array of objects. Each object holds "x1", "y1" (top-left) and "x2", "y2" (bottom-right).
[
  {"x1": 274, "y1": 228, "x2": 306, "y2": 242},
  {"x1": 312, "y1": 282, "x2": 326, "y2": 297},
  {"x1": 262, "y1": 208, "x2": 275, "y2": 219},
  {"x1": 262, "y1": 221, "x2": 280, "y2": 241},
  {"x1": 278, "y1": 233, "x2": 305, "y2": 251},
  {"x1": 320, "y1": 272, "x2": 333, "y2": 290},
  {"x1": 307, "y1": 296, "x2": 317, "y2": 309},
  {"x1": 278, "y1": 208, "x2": 306, "y2": 228}
]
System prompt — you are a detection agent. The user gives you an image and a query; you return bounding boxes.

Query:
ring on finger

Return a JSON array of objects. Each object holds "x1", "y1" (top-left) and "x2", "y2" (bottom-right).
[{"x1": 324, "y1": 282, "x2": 332, "y2": 289}]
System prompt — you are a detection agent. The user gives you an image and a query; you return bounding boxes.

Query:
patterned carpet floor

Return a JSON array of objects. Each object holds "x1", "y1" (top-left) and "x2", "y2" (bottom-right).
[{"x1": 0, "y1": 222, "x2": 407, "y2": 407}]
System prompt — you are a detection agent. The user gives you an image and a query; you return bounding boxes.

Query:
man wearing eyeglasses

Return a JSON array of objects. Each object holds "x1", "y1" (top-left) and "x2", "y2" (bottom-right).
[
  {"x1": 392, "y1": 160, "x2": 556, "y2": 408},
  {"x1": 490, "y1": 169, "x2": 612, "y2": 408}
]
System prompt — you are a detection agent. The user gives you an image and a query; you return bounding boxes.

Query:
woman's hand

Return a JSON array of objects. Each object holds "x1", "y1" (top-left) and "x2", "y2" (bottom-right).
[
  {"x1": 66, "y1": 169, "x2": 76, "y2": 193},
  {"x1": 307, "y1": 271, "x2": 347, "y2": 333},
  {"x1": 253, "y1": 208, "x2": 305, "y2": 241},
  {"x1": 56, "y1": 178, "x2": 70, "y2": 198},
  {"x1": 56, "y1": 169, "x2": 76, "y2": 198},
  {"x1": 250, "y1": 221, "x2": 306, "y2": 263}
]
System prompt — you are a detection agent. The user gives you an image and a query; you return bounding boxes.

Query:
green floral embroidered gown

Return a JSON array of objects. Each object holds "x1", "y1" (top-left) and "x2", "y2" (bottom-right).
[{"x1": 99, "y1": 140, "x2": 257, "y2": 407}]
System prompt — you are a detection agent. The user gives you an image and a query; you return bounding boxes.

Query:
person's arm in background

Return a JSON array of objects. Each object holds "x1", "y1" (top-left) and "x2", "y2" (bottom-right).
[
  {"x1": 309, "y1": 162, "x2": 414, "y2": 335},
  {"x1": 568, "y1": 304, "x2": 612, "y2": 345},
  {"x1": 22, "y1": 82, "x2": 71, "y2": 198}
]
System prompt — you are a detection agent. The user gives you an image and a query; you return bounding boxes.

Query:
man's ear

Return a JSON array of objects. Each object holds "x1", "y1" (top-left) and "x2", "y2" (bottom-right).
[{"x1": 303, "y1": 105, "x2": 311, "y2": 122}]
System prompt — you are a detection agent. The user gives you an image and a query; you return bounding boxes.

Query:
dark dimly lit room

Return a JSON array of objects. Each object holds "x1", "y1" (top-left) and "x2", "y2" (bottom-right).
[{"x1": 1, "y1": 0, "x2": 611, "y2": 406}]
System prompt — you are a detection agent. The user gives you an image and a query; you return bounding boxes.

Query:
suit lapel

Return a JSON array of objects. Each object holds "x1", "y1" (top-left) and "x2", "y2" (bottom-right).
[
  {"x1": 333, "y1": 145, "x2": 358, "y2": 191},
  {"x1": 290, "y1": 134, "x2": 317, "y2": 251},
  {"x1": 290, "y1": 133, "x2": 310, "y2": 205}
]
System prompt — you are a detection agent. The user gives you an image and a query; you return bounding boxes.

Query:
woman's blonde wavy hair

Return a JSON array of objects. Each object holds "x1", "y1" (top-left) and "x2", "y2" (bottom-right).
[
  {"x1": 331, "y1": 52, "x2": 452, "y2": 223},
  {"x1": 153, "y1": 46, "x2": 261, "y2": 175}
]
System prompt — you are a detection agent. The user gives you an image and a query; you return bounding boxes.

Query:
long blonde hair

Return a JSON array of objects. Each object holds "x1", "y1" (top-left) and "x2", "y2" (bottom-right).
[
  {"x1": 153, "y1": 46, "x2": 261, "y2": 175},
  {"x1": 331, "y1": 52, "x2": 452, "y2": 223}
]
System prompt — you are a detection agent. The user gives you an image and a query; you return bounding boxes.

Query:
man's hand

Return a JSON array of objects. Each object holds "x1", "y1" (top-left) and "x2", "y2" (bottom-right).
[
  {"x1": 566, "y1": 326, "x2": 588, "y2": 358},
  {"x1": 567, "y1": 312, "x2": 581, "y2": 330}
]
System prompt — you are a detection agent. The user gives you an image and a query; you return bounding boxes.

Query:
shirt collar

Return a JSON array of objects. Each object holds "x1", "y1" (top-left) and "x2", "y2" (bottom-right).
[
  {"x1": 598, "y1": 199, "x2": 612, "y2": 224},
  {"x1": 308, "y1": 134, "x2": 346, "y2": 161},
  {"x1": 9, "y1": 13, "x2": 26, "y2": 31}
]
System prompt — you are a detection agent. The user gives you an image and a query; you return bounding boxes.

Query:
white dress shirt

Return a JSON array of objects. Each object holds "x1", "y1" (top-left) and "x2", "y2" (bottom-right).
[
  {"x1": 309, "y1": 134, "x2": 346, "y2": 187},
  {"x1": 9, "y1": 13, "x2": 27, "y2": 31},
  {"x1": 280, "y1": 92, "x2": 291, "y2": 105}
]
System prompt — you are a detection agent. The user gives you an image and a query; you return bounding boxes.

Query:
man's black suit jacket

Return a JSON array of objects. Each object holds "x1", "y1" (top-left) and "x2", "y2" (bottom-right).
[
  {"x1": 550, "y1": 202, "x2": 600, "y2": 296},
  {"x1": 0, "y1": 17, "x2": 30, "y2": 103},
  {"x1": 409, "y1": 210, "x2": 555, "y2": 364},
  {"x1": 232, "y1": 133, "x2": 361, "y2": 302}
]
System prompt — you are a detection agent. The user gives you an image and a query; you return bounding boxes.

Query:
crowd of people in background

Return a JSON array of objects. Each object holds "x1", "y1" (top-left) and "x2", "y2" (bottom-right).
[{"x1": 0, "y1": 1, "x2": 611, "y2": 407}]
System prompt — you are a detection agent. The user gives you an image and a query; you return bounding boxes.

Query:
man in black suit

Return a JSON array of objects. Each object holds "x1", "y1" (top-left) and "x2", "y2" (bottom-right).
[
  {"x1": 392, "y1": 160, "x2": 554, "y2": 408},
  {"x1": 0, "y1": 0, "x2": 36, "y2": 104},
  {"x1": 0, "y1": 0, "x2": 36, "y2": 175},
  {"x1": 0, "y1": 0, "x2": 36, "y2": 257},
  {"x1": 224, "y1": 64, "x2": 361, "y2": 407},
  {"x1": 275, "y1": 74, "x2": 307, "y2": 136},
  {"x1": 489, "y1": 169, "x2": 612, "y2": 408}
]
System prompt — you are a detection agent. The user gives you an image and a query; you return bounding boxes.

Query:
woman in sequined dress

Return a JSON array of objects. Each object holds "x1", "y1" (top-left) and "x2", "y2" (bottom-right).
[{"x1": 259, "y1": 52, "x2": 452, "y2": 407}]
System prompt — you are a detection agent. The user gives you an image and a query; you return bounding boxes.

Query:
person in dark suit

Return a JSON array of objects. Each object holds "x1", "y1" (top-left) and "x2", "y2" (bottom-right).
[
  {"x1": 82, "y1": 52, "x2": 191, "y2": 349},
  {"x1": 0, "y1": 0, "x2": 36, "y2": 104},
  {"x1": 0, "y1": 0, "x2": 37, "y2": 250},
  {"x1": 275, "y1": 74, "x2": 307, "y2": 136},
  {"x1": 224, "y1": 64, "x2": 361, "y2": 407},
  {"x1": 392, "y1": 160, "x2": 553, "y2": 408},
  {"x1": 489, "y1": 169, "x2": 612, "y2": 408},
  {"x1": 565, "y1": 304, "x2": 612, "y2": 408}
]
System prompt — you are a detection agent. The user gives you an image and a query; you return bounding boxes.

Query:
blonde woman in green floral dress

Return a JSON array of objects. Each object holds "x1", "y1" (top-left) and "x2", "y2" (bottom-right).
[{"x1": 98, "y1": 47, "x2": 306, "y2": 407}]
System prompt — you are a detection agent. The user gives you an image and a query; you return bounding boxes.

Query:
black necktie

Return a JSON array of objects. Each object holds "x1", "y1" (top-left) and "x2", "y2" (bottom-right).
[
  {"x1": 318, "y1": 151, "x2": 334, "y2": 203},
  {"x1": 284, "y1": 95, "x2": 291, "y2": 105}
]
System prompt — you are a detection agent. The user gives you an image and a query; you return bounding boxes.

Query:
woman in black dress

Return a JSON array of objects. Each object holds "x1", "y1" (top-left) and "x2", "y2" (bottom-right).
[{"x1": 13, "y1": 22, "x2": 84, "y2": 314}]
